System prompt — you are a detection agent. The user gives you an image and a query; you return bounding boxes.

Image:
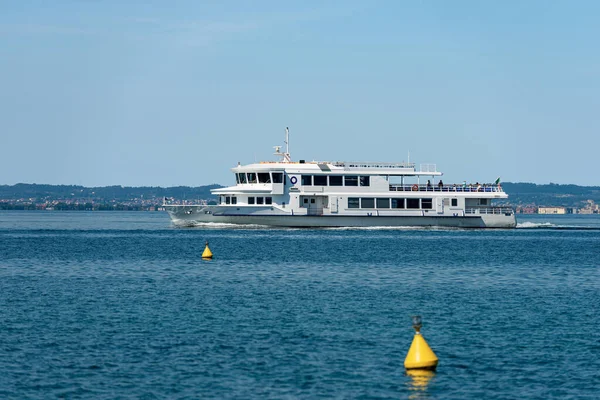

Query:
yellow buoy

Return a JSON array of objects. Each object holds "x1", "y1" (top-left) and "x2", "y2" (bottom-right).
[
  {"x1": 404, "y1": 315, "x2": 438, "y2": 371},
  {"x1": 202, "y1": 241, "x2": 213, "y2": 259}
]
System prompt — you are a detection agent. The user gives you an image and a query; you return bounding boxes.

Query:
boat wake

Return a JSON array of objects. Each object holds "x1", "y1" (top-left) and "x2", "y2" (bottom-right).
[
  {"x1": 172, "y1": 222, "x2": 466, "y2": 231},
  {"x1": 517, "y1": 222, "x2": 556, "y2": 229},
  {"x1": 323, "y1": 225, "x2": 462, "y2": 231},
  {"x1": 517, "y1": 221, "x2": 600, "y2": 230},
  {"x1": 172, "y1": 220, "x2": 600, "y2": 231},
  {"x1": 172, "y1": 221, "x2": 269, "y2": 229}
]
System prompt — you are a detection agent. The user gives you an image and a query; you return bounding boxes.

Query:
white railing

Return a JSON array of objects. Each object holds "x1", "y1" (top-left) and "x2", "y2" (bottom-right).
[
  {"x1": 465, "y1": 207, "x2": 513, "y2": 215},
  {"x1": 389, "y1": 184, "x2": 504, "y2": 193},
  {"x1": 332, "y1": 161, "x2": 415, "y2": 169}
]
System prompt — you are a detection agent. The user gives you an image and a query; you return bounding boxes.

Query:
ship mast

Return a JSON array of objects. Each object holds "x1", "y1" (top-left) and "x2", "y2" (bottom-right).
[
  {"x1": 273, "y1": 127, "x2": 292, "y2": 162},
  {"x1": 285, "y1": 127, "x2": 290, "y2": 159}
]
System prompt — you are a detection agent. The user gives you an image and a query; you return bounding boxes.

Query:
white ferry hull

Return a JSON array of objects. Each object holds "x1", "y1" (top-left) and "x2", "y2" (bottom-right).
[{"x1": 166, "y1": 206, "x2": 516, "y2": 229}]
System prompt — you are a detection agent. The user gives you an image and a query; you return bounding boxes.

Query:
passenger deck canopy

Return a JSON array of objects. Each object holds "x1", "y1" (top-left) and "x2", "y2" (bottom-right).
[{"x1": 232, "y1": 161, "x2": 442, "y2": 177}]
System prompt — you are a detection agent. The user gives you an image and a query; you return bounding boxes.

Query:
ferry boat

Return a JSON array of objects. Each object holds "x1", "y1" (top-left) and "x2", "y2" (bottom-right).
[{"x1": 164, "y1": 129, "x2": 516, "y2": 228}]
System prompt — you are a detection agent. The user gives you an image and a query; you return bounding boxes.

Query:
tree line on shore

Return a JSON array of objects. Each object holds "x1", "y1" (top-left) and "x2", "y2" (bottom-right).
[
  {"x1": 0, "y1": 182, "x2": 599, "y2": 210},
  {"x1": 0, "y1": 184, "x2": 221, "y2": 211},
  {"x1": 0, "y1": 183, "x2": 220, "y2": 201}
]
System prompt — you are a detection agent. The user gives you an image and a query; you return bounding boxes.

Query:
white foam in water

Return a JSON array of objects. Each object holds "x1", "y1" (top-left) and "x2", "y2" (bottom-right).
[
  {"x1": 517, "y1": 221, "x2": 556, "y2": 229},
  {"x1": 174, "y1": 221, "x2": 269, "y2": 229},
  {"x1": 173, "y1": 222, "x2": 464, "y2": 231},
  {"x1": 323, "y1": 225, "x2": 457, "y2": 231}
]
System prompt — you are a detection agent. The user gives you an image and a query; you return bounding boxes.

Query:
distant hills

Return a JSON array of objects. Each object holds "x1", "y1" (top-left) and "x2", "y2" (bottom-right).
[
  {"x1": 0, "y1": 183, "x2": 221, "y2": 202},
  {"x1": 500, "y1": 182, "x2": 600, "y2": 207},
  {"x1": 0, "y1": 183, "x2": 223, "y2": 210},
  {"x1": 1, "y1": 182, "x2": 600, "y2": 209}
]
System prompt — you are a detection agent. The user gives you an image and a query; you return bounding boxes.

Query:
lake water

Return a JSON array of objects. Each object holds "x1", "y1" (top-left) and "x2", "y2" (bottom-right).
[{"x1": 1, "y1": 211, "x2": 599, "y2": 399}]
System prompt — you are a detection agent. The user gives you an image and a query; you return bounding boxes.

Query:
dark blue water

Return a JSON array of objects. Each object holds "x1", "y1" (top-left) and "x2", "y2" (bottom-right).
[{"x1": 1, "y1": 211, "x2": 599, "y2": 399}]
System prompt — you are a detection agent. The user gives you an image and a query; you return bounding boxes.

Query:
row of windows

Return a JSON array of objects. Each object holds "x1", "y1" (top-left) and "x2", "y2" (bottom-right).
[
  {"x1": 235, "y1": 172, "x2": 374, "y2": 187},
  {"x1": 221, "y1": 195, "x2": 459, "y2": 209},
  {"x1": 222, "y1": 196, "x2": 237, "y2": 205},
  {"x1": 221, "y1": 196, "x2": 272, "y2": 205},
  {"x1": 348, "y1": 197, "x2": 433, "y2": 209},
  {"x1": 236, "y1": 172, "x2": 284, "y2": 184},
  {"x1": 301, "y1": 175, "x2": 370, "y2": 187},
  {"x1": 248, "y1": 196, "x2": 273, "y2": 205}
]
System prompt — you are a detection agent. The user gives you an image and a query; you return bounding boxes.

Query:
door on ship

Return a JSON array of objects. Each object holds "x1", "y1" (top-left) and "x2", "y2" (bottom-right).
[{"x1": 302, "y1": 196, "x2": 325, "y2": 216}]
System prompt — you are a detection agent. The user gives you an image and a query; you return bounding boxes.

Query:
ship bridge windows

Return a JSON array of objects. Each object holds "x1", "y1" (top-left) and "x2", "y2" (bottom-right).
[
  {"x1": 329, "y1": 175, "x2": 343, "y2": 186},
  {"x1": 237, "y1": 172, "x2": 283, "y2": 185},
  {"x1": 344, "y1": 176, "x2": 358, "y2": 186},
  {"x1": 272, "y1": 172, "x2": 283, "y2": 183},
  {"x1": 258, "y1": 173, "x2": 271, "y2": 183},
  {"x1": 313, "y1": 175, "x2": 327, "y2": 186},
  {"x1": 298, "y1": 174, "x2": 372, "y2": 187},
  {"x1": 302, "y1": 175, "x2": 313, "y2": 186}
]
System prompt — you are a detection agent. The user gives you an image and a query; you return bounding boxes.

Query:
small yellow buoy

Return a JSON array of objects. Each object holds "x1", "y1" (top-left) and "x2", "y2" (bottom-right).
[
  {"x1": 202, "y1": 241, "x2": 213, "y2": 259},
  {"x1": 404, "y1": 315, "x2": 438, "y2": 371}
]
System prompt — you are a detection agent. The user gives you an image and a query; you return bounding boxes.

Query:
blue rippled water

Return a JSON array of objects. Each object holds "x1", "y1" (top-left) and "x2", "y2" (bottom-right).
[{"x1": 1, "y1": 211, "x2": 599, "y2": 399}]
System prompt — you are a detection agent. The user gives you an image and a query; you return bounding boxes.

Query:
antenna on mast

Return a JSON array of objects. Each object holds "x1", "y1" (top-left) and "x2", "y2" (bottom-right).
[
  {"x1": 274, "y1": 127, "x2": 292, "y2": 162},
  {"x1": 285, "y1": 127, "x2": 289, "y2": 156}
]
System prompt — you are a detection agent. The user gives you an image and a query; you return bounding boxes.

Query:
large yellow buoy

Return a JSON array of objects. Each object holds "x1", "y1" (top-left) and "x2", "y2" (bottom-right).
[
  {"x1": 202, "y1": 241, "x2": 213, "y2": 259},
  {"x1": 404, "y1": 315, "x2": 438, "y2": 371}
]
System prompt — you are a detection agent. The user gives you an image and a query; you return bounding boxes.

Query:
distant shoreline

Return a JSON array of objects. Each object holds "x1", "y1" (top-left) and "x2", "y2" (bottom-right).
[{"x1": 1, "y1": 182, "x2": 600, "y2": 213}]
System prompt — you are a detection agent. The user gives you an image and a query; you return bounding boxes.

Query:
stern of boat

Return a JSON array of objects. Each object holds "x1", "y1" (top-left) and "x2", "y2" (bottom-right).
[{"x1": 164, "y1": 204, "x2": 217, "y2": 226}]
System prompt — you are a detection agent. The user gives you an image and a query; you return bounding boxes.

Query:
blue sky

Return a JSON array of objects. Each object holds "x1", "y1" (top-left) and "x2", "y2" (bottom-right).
[{"x1": 1, "y1": 1, "x2": 599, "y2": 187}]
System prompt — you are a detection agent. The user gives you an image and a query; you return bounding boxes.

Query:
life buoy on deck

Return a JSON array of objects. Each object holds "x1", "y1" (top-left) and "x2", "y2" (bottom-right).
[
  {"x1": 290, "y1": 176, "x2": 298, "y2": 184},
  {"x1": 411, "y1": 184, "x2": 419, "y2": 191}
]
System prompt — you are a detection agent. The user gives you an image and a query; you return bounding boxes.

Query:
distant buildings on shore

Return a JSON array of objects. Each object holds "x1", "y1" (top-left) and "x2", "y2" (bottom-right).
[
  {"x1": 2, "y1": 193, "x2": 599, "y2": 215},
  {"x1": 516, "y1": 200, "x2": 599, "y2": 214},
  {"x1": 0, "y1": 197, "x2": 165, "y2": 211},
  {"x1": 0, "y1": 196, "x2": 217, "y2": 211}
]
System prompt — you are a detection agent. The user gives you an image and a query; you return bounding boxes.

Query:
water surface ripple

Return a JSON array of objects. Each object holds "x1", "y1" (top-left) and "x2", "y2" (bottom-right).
[{"x1": 1, "y1": 212, "x2": 599, "y2": 399}]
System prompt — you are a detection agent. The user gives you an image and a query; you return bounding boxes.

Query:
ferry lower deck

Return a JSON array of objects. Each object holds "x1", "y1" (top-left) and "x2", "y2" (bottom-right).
[{"x1": 164, "y1": 199, "x2": 516, "y2": 229}]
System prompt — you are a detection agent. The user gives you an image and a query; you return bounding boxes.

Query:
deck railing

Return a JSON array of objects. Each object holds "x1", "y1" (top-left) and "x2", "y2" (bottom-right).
[
  {"x1": 465, "y1": 207, "x2": 514, "y2": 215},
  {"x1": 332, "y1": 161, "x2": 415, "y2": 169},
  {"x1": 389, "y1": 184, "x2": 504, "y2": 193}
]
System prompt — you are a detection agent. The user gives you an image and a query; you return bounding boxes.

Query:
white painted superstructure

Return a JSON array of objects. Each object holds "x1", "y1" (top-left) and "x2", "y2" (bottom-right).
[{"x1": 164, "y1": 130, "x2": 516, "y2": 228}]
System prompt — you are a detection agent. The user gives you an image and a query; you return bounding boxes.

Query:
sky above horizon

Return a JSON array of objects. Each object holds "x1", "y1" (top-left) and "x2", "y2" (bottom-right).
[{"x1": 1, "y1": 1, "x2": 599, "y2": 187}]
